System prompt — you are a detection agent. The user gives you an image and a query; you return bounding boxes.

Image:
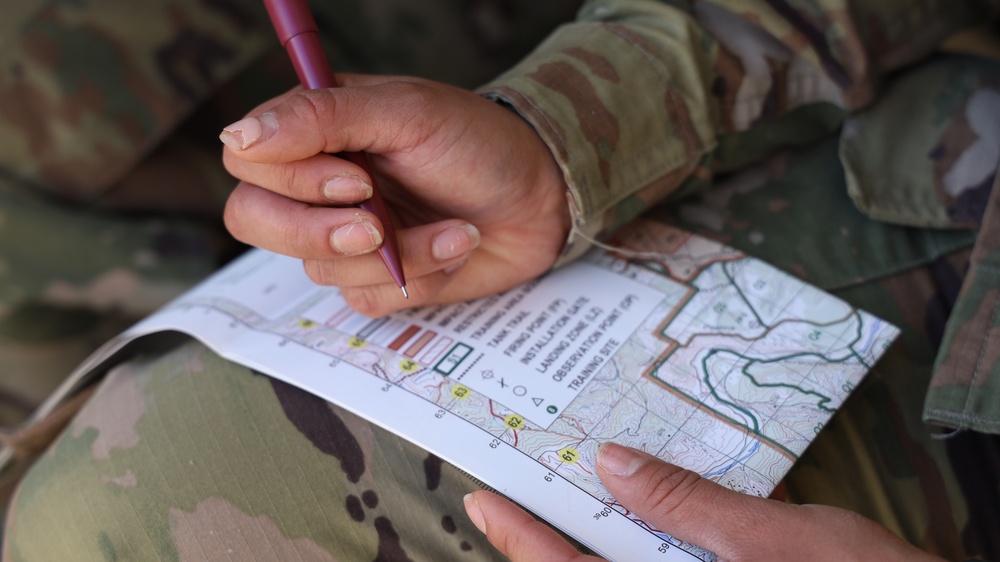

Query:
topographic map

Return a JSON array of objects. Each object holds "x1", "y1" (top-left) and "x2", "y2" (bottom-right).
[{"x1": 80, "y1": 221, "x2": 898, "y2": 561}]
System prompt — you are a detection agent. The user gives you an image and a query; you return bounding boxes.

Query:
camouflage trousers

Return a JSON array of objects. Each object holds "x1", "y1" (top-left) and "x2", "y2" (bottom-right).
[{"x1": 5, "y1": 340, "x2": 510, "y2": 561}]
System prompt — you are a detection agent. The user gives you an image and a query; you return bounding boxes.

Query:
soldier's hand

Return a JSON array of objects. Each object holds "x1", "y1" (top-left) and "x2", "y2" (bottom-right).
[
  {"x1": 463, "y1": 442, "x2": 947, "y2": 562},
  {"x1": 220, "y1": 75, "x2": 571, "y2": 317}
]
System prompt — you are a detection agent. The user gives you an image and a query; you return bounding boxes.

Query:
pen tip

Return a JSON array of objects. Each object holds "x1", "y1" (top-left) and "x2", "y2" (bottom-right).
[{"x1": 401, "y1": 286, "x2": 409, "y2": 299}]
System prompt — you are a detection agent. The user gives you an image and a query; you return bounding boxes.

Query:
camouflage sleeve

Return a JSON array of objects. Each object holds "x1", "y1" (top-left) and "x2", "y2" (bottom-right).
[
  {"x1": 924, "y1": 177, "x2": 1000, "y2": 434},
  {"x1": 0, "y1": 0, "x2": 275, "y2": 200},
  {"x1": 479, "y1": 0, "x2": 1000, "y2": 264}
]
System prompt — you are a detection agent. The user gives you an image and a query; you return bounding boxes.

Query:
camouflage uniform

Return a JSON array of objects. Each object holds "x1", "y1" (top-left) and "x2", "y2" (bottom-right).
[{"x1": 1, "y1": 0, "x2": 999, "y2": 560}]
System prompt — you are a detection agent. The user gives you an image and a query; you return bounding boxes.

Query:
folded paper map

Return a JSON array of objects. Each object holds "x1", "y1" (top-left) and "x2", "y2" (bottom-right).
[{"x1": 11, "y1": 221, "x2": 898, "y2": 561}]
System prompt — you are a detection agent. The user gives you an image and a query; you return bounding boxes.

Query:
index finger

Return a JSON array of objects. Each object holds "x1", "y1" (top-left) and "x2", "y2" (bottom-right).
[
  {"x1": 235, "y1": 73, "x2": 421, "y2": 119},
  {"x1": 219, "y1": 76, "x2": 437, "y2": 163},
  {"x1": 464, "y1": 492, "x2": 598, "y2": 562}
]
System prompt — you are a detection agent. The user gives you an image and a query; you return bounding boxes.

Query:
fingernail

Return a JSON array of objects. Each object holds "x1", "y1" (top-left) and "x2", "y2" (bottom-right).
[
  {"x1": 463, "y1": 494, "x2": 486, "y2": 534},
  {"x1": 323, "y1": 174, "x2": 373, "y2": 203},
  {"x1": 432, "y1": 223, "x2": 480, "y2": 261},
  {"x1": 331, "y1": 218, "x2": 382, "y2": 255},
  {"x1": 597, "y1": 442, "x2": 649, "y2": 478},
  {"x1": 219, "y1": 112, "x2": 278, "y2": 150}
]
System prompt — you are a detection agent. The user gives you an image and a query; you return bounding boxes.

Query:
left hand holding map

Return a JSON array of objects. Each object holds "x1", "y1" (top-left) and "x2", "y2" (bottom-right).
[{"x1": 464, "y1": 442, "x2": 947, "y2": 562}]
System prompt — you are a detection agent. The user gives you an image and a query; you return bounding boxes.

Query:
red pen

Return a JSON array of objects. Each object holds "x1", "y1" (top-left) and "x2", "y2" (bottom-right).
[{"x1": 263, "y1": 0, "x2": 408, "y2": 298}]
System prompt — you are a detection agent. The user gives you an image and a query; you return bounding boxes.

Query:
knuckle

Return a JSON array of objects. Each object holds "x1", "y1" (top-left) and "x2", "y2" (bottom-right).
[
  {"x1": 281, "y1": 163, "x2": 308, "y2": 200},
  {"x1": 390, "y1": 80, "x2": 434, "y2": 106},
  {"x1": 643, "y1": 467, "x2": 706, "y2": 518},
  {"x1": 383, "y1": 82, "x2": 439, "y2": 129},
  {"x1": 279, "y1": 215, "x2": 314, "y2": 256},
  {"x1": 822, "y1": 505, "x2": 873, "y2": 532},
  {"x1": 302, "y1": 260, "x2": 333, "y2": 286},
  {"x1": 342, "y1": 286, "x2": 385, "y2": 318},
  {"x1": 222, "y1": 194, "x2": 248, "y2": 241},
  {"x1": 290, "y1": 90, "x2": 334, "y2": 124}
]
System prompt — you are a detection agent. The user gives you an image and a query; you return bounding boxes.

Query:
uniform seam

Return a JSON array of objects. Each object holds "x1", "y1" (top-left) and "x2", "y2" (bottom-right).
[
  {"x1": 960, "y1": 290, "x2": 1000, "y2": 418},
  {"x1": 926, "y1": 407, "x2": 1000, "y2": 426}
]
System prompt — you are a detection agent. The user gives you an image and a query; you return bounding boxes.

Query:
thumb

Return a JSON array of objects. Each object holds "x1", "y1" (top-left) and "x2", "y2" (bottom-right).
[
  {"x1": 594, "y1": 442, "x2": 937, "y2": 562},
  {"x1": 596, "y1": 442, "x2": 773, "y2": 557}
]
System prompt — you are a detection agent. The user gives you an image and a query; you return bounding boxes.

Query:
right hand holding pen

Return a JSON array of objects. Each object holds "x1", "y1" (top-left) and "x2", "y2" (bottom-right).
[{"x1": 220, "y1": 75, "x2": 572, "y2": 317}]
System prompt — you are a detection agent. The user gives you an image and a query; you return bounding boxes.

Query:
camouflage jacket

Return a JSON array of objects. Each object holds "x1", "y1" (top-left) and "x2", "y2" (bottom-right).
[{"x1": 480, "y1": 0, "x2": 1000, "y2": 434}]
